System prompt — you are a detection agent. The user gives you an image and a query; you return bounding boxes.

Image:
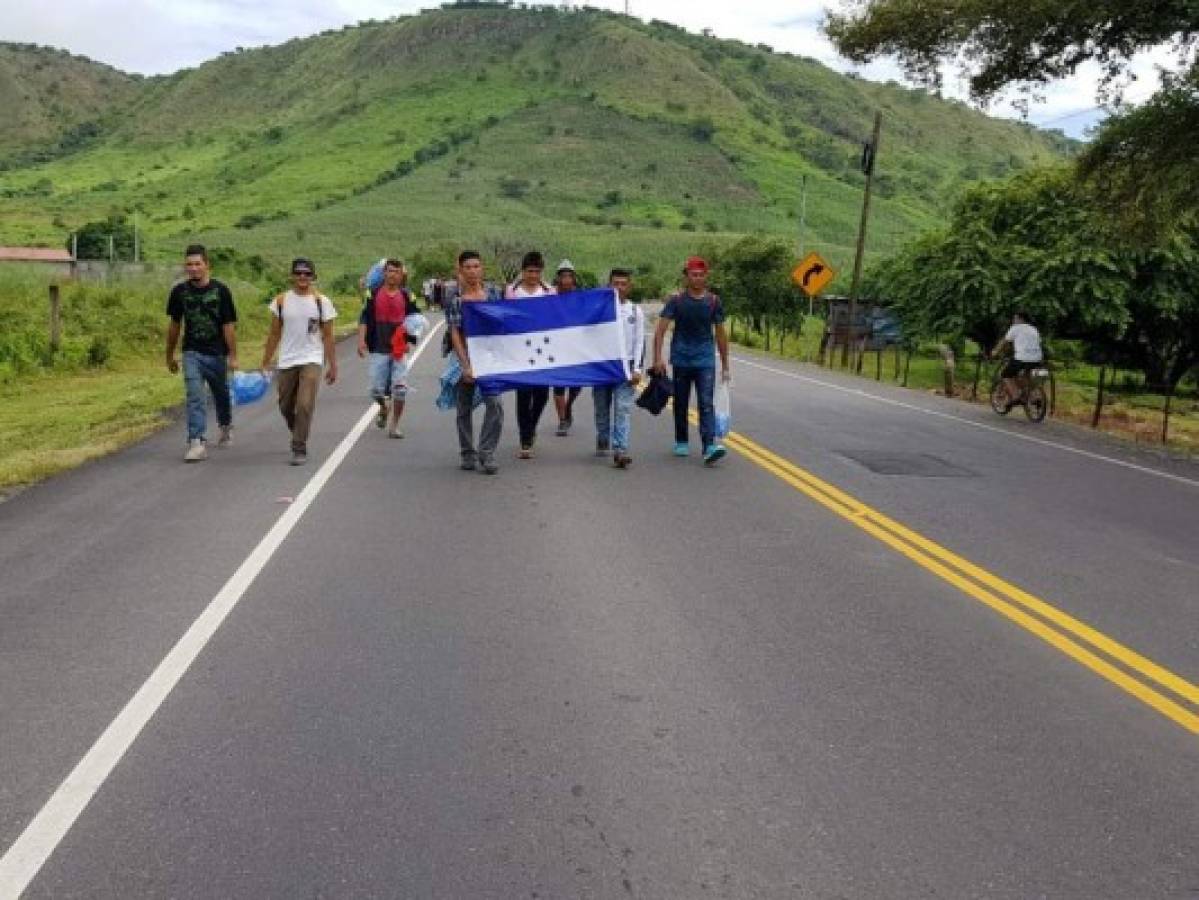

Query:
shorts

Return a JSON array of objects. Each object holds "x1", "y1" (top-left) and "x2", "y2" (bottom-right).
[
  {"x1": 370, "y1": 352, "x2": 410, "y2": 400},
  {"x1": 1001, "y1": 359, "x2": 1040, "y2": 379}
]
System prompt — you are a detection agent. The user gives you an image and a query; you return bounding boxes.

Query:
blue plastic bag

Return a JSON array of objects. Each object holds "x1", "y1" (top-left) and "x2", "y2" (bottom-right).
[
  {"x1": 364, "y1": 258, "x2": 388, "y2": 293},
  {"x1": 231, "y1": 370, "x2": 271, "y2": 406}
]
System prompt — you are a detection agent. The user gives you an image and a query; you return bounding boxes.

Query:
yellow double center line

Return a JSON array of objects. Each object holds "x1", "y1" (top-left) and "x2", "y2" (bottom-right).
[{"x1": 720, "y1": 428, "x2": 1199, "y2": 734}]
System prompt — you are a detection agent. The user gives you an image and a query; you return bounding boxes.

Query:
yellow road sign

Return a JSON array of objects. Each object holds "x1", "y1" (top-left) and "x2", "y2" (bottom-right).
[{"x1": 791, "y1": 252, "x2": 835, "y2": 297}]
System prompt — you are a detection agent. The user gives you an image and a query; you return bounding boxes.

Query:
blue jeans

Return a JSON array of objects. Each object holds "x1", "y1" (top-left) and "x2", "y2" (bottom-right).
[
  {"x1": 369, "y1": 352, "x2": 410, "y2": 401},
  {"x1": 183, "y1": 351, "x2": 231, "y2": 441},
  {"x1": 593, "y1": 382, "x2": 635, "y2": 452},
  {"x1": 672, "y1": 365, "x2": 716, "y2": 448}
]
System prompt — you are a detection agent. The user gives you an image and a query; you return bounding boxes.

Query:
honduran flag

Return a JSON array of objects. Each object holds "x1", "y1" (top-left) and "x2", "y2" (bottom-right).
[{"x1": 462, "y1": 287, "x2": 629, "y2": 392}]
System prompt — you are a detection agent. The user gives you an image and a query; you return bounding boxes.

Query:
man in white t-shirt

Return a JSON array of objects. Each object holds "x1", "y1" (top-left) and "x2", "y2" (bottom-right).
[
  {"x1": 992, "y1": 311, "x2": 1043, "y2": 410},
  {"x1": 260, "y1": 258, "x2": 338, "y2": 465}
]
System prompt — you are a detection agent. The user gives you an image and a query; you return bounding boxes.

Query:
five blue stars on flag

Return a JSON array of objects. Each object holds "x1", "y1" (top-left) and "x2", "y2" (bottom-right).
[{"x1": 526, "y1": 335, "x2": 554, "y2": 366}]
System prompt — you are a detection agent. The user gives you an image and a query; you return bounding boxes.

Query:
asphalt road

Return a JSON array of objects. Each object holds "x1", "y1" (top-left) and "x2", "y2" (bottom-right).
[{"x1": 1, "y1": 324, "x2": 1196, "y2": 898}]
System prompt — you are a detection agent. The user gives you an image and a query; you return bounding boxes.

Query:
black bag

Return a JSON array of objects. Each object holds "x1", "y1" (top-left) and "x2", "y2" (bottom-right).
[{"x1": 636, "y1": 371, "x2": 674, "y2": 415}]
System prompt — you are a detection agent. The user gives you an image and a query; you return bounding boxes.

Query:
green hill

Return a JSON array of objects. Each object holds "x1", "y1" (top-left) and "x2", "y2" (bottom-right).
[
  {"x1": 0, "y1": 44, "x2": 139, "y2": 164},
  {"x1": 0, "y1": 4, "x2": 1076, "y2": 285}
]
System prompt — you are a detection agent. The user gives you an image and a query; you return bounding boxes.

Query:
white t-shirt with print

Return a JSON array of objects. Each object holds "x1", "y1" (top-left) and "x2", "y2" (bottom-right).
[
  {"x1": 1004, "y1": 323, "x2": 1042, "y2": 362},
  {"x1": 273, "y1": 291, "x2": 337, "y2": 368}
]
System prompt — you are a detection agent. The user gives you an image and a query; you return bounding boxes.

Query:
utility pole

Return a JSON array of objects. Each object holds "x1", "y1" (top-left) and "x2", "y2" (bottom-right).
[
  {"x1": 799, "y1": 174, "x2": 810, "y2": 316},
  {"x1": 841, "y1": 110, "x2": 882, "y2": 368}
]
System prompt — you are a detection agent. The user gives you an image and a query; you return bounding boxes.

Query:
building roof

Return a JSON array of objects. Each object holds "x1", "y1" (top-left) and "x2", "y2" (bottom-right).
[{"x1": 0, "y1": 247, "x2": 75, "y2": 262}]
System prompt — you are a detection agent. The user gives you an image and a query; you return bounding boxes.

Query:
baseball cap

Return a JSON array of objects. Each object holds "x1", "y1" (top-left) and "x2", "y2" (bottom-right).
[
  {"x1": 556, "y1": 259, "x2": 576, "y2": 274},
  {"x1": 684, "y1": 255, "x2": 708, "y2": 273}
]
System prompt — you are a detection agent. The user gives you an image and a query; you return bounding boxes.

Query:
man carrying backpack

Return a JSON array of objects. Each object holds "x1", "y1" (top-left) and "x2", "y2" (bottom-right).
[
  {"x1": 650, "y1": 255, "x2": 729, "y2": 466},
  {"x1": 357, "y1": 258, "x2": 416, "y2": 439},
  {"x1": 260, "y1": 258, "x2": 338, "y2": 466}
]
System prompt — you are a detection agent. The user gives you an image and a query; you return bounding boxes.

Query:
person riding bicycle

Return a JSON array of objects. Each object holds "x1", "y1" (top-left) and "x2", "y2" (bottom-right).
[{"x1": 991, "y1": 311, "x2": 1043, "y2": 410}]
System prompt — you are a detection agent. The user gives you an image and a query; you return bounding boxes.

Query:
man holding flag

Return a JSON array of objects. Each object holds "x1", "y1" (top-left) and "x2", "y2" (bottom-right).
[
  {"x1": 447, "y1": 251, "x2": 505, "y2": 474},
  {"x1": 460, "y1": 283, "x2": 630, "y2": 389}
]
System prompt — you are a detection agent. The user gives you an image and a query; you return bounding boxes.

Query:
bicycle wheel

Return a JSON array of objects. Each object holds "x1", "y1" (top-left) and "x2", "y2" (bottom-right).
[
  {"x1": 1025, "y1": 384, "x2": 1048, "y2": 422},
  {"x1": 990, "y1": 380, "x2": 1011, "y2": 415}
]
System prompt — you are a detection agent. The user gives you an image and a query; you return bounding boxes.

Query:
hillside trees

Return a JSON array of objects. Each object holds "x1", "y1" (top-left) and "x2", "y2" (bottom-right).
[
  {"x1": 68, "y1": 213, "x2": 135, "y2": 261},
  {"x1": 868, "y1": 170, "x2": 1199, "y2": 402},
  {"x1": 826, "y1": 0, "x2": 1199, "y2": 233},
  {"x1": 706, "y1": 235, "x2": 802, "y2": 351}
]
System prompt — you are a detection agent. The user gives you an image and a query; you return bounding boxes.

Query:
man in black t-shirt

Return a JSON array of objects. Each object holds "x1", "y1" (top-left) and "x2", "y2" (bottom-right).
[{"x1": 166, "y1": 244, "x2": 239, "y2": 462}]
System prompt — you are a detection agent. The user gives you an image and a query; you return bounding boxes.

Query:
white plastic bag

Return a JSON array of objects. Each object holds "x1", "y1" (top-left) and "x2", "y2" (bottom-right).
[{"x1": 714, "y1": 380, "x2": 732, "y2": 439}]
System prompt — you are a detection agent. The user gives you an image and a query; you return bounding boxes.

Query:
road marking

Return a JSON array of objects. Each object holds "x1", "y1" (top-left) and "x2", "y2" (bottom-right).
[
  {"x1": 732, "y1": 355, "x2": 1199, "y2": 489},
  {"x1": 0, "y1": 324, "x2": 444, "y2": 899},
  {"x1": 720, "y1": 428, "x2": 1199, "y2": 734}
]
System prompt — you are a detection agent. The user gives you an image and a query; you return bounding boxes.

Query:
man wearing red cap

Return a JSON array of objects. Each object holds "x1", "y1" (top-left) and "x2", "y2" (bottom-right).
[{"x1": 651, "y1": 256, "x2": 729, "y2": 465}]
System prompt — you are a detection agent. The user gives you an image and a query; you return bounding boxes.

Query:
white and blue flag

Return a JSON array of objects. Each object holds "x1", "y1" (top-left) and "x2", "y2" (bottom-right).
[{"x1": 462, "y1": 288, "x2": 629, "y2": 392}]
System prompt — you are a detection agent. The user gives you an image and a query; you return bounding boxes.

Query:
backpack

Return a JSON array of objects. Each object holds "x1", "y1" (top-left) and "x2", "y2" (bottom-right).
[{"x1": 274, "y1": 290, "x2": 328, "y2": 324}]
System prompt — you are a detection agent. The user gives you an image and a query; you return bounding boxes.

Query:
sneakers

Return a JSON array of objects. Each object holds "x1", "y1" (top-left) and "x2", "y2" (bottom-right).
[
  {"x1": 217, "y1": 426, "x2": 233, "y2": 447},
  {"x1": 555, "y1": 419, "x2": 569, "y2": 437},
  {"x1": 480, "y1": 458, "x2": 499, "y2": 475},
  {"x1": 595, "y1": 441, "x2": 610, "y2": 457},
  {"x1": 388, "y1": 429, "x2": 404, "y2": 439},
  {"x1": 673, "y1": 442, "x2": 689, "y2": 457},
  {"x1": 184, "y1": 438, "x2": 207, "y2": 463},
  {"x1": 703, "y1": 444, "x2": 727, "y2": 466},
  {"x1": 461, "y1": 457, "x2": 477, "y2": 471},
  {"x1": 517, "y1": 445, "x2": 534, "y2": 460},
  {"x1": 613, "y1": 452, "x2": 632, "y2": 469},
  {"x1": 375, "y1": 400, "x2": 388, "y2": 429},
  {"x1": 290, "y1": 448, "x2": 308, "y2": 466}
]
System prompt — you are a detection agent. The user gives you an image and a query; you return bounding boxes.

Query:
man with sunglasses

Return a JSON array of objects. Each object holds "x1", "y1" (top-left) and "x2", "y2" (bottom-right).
[{"x1": 260, "y1": 258, "x2": 338, "y2": 466}]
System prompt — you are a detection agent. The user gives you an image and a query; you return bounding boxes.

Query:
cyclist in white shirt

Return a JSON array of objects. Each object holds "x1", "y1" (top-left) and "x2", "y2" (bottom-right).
[{"x1": 992, "y1": 311, "x2": 1043, "y2": 411}]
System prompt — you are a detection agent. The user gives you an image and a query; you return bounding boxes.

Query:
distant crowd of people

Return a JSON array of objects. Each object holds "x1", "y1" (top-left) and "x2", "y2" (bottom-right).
[{"x1": 165, "y1": 244, "x2": 731, "y2": 471}]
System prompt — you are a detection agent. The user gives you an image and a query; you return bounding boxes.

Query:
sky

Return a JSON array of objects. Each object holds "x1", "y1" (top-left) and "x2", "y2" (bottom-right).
[{"x1": 1, "y1": 0, "x2": 1178, "y2": 138}]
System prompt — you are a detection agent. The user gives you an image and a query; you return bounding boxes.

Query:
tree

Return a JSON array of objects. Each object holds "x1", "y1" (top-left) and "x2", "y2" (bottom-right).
[
  {"x1": 1078, "y1": 66, "x2": 1199, "y2": 235},
  {"x1": 826, "y1": 0, "x2": 1199, "y2": 232},
  {"x1": 707, "y1": 236, "x2": 800, "y2": 350},
  {"x1": 869, "y1": 169, "x2": 1199, "y2": 399},
  {"x1": 69, "y1": 214, "x2": 135, "y2": 261}
]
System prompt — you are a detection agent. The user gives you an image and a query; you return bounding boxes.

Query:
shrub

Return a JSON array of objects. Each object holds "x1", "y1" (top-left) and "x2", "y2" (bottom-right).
[
  {"x1": 689, "y1": 117, "x2": 717, "y2": 142},
  {"x1": 86, "y1": 336, "x2": 111, "y2": 368}
]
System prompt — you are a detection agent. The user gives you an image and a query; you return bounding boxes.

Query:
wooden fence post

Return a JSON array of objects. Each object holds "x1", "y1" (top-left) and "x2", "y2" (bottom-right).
[
  {"x1": 49, "y1": 284, "x2": 61, "y2": 352},
  {"x1": 1162, "y1": 383, "x2": 1174, "y2": 445}
]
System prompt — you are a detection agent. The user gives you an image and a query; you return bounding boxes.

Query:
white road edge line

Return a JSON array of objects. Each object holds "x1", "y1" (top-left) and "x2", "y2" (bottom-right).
[
  {"x1": 733, "y1": 355, "x2": 1199, "y2": 489},
  {"x1": 0, "y1": 322, "x2": 445, "y2": 899}
]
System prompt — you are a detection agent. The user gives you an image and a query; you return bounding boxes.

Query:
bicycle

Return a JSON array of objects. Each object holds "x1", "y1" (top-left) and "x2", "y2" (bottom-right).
[{"x1": 989, "y1": 358, "x2": 1050, "y2": 422}]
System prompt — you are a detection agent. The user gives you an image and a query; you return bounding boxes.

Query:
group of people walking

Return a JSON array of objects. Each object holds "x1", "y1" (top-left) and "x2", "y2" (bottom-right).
[{"x1": 165, "y1": 244, "x2": 731, "y2": 472}]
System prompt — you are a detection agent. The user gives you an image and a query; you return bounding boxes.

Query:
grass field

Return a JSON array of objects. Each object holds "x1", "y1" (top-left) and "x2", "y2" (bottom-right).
[
  {"x1": 0, "y1": 266, "x2": 356, "y2": 490},
  {"x1": 729, "y1": 316, "x2": 1199, "y2": 456}
]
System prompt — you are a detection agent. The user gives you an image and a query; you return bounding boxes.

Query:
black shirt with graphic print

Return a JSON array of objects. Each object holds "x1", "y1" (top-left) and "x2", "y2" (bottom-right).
[{"x1": 167, "y1": 279, "x2": 237, "y2": 356}]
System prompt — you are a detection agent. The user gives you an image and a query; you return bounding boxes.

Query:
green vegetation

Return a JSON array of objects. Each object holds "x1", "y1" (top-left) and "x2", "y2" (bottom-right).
[
  {"x1": 826, "y1": 0, "x2": 1198, "y2": 237},
  {"x1": 860, "y1": 169, "x2": 1199, "y2": 447},
  {"x1": 0, "y1": 5, "x2": 1073, "y2": 286},
  {"x1": 0, "y1": 5, "x2": 1098, "y2": 487},
  {"x1": 0, "y1": 265, "x2": 352, "y2": 489}
]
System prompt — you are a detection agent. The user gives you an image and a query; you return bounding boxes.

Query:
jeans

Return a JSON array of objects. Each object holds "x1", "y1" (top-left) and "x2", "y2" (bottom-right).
[
  {"x1": 672, "y1": 365, "x2": 716, "y2": 448},
  {"x1": 456, "y1": 381, "x2": 503, "y2": 463},
  {"x1": 369, "y1": 352, "x2": 410, "y2": 401},
  {"x1": 182, "y1": 351, "x2": 231, "y2": 441},
  {"x1": 276, "y1": 364, "x2": 322, "y2": 451},
  {"x1": 515, "y1": 386, "x2": 549, "y2": 446},
  {"x1": 593, "y1": 382, "x2": 635, "y2": 452}
]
